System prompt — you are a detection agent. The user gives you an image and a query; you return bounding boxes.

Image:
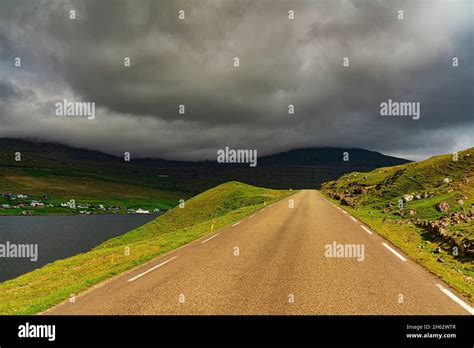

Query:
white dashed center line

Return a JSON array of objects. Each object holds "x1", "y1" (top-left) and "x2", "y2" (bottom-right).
[
  {"x1": 128, "y1": 256, "x2": 178, "y2": 282},
  {"x1": 201, "y1": 233, "x2": 220, "y2": 244},
  {"x1": 350, "y1": 216, "x2": 357, "y2": 222},
  {"x1": 232, "y1": 221, "x2": 242, "y2": 227},
  {"x1": 249, "y1": 214, "x2": 256, "y2": 218},
  {"x1": 382, "y1": 242, "x2": 407, "y2": 261},
  {"x1": 361, "y1": 225, "x2": 373, "y2": 235},
  {"x1": 435, "y1": 284, "x2": 474, "y2": 315}
]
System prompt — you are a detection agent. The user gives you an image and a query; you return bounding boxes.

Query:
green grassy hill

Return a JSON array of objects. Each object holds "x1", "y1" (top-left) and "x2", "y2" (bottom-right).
[
  {"x1": 0, "y1": 182, "x2": 294, "y2": 314},
  {"x1": 322, "y1": 148, "x2": 474, "y2": 299}
]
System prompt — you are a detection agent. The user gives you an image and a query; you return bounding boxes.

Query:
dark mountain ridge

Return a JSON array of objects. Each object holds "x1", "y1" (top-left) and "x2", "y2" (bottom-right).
[{"x1": 0, "y1": 138, "x2": 410, "y2": 192}]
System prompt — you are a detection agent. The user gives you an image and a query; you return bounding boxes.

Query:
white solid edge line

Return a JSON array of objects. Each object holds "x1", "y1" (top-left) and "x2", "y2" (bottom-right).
[
  {"x1": 382, "y1": 242, "x2": 407, "y2": 261},
  {"x1": 232, "y1": 221, "x2": 242, "y2": 227},
  {"x1": 342, "y1": 210, "x2": 347, "y2": 214},
  {"x1": 361, "y1": 225, "x2": 373, "y2": 235},
  {"x1": 435, "y1": 284, "x2": 474, "y2": 315},
  {"x1": 128, "y1": 256, "x2": 178, "y2": 282},
  {"x1": 201, "y1": 233, "x2": 220, "y2": 244},
  {"x1": 350, "y1": 216, "x2": 357, "y2": 222},
  {"x1": 249, "y1": 214, "x2": 256, "y2": 218}
]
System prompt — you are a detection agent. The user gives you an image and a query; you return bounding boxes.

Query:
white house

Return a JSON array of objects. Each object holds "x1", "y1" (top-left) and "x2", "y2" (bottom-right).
[{"x1": 30, "y1": 202, "x2": 45, "y2": 207}]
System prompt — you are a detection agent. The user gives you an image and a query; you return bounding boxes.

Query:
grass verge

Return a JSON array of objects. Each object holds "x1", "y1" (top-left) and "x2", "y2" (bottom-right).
[{"x1": 324, "y1": 195, "x2": 474, "y2": 302}]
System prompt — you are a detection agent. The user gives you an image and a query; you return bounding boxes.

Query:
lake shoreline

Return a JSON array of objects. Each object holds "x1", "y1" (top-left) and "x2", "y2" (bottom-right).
[{"x1": 0, "y1": 212, "x2": 164, "y2": 217}]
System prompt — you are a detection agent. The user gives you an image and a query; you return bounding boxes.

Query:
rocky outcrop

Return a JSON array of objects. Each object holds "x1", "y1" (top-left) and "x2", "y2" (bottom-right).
[
  {"x1": 383, "y1": 211, "x2": 474, "y2": 258},
  {"x1": 402, "y1": 194, "x2": 414, "y2": 202},
  {"x1": 436, "y1": 201, "x2": 450, "y2": 213},
  {"x1": 442, "y1": 177, "x2": 451, "y2": 184},
  {"x1": 340, "y1": 196, "x2": 355, "y2": 207},
  {"x1": 326, "y1": 191, "x2": 356, "y2": 207},
  {"x1": 415, "y1": 211, "x2": 474, "y2": 257}
]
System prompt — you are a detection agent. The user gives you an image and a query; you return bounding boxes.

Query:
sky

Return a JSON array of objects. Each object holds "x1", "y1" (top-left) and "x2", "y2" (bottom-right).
[{"x1": 0, "y1": 0, "x2": 472, "y2": 161}]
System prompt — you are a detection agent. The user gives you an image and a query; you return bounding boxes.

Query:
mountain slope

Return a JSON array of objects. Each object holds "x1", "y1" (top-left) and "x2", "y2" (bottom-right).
[
  {"x1": 0, "y1": 138, "x2": 410, "y2": 193},
  {"x1": 322, "y1": 148, "x2": 474, "y2": 299},
  {"x1": 259, "y1": 147, "x2": 408, "y2": 167},
  {"x1": 322, "y1": 148, "x2": 473, "y2": 222}
]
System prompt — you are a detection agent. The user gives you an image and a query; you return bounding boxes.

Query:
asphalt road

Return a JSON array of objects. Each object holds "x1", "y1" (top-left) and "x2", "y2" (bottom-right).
[{"x1": 45, "y1": 190, "x2": 473, "y2": 315}]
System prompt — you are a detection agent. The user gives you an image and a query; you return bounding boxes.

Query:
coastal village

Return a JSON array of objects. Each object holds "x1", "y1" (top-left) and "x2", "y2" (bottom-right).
[{"x1": 0, "y1": 193, "x2": 160, "y2": 216}]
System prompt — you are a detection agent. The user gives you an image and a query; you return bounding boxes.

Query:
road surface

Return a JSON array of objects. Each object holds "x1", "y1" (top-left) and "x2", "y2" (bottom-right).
[{"x1": 45, "y1": 190, "x2": 473, "y2": 315}]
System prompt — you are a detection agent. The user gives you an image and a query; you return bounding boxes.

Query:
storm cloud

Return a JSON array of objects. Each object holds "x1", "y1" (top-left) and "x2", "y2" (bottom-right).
[{"x1": 0, "y1": 0, "x2": 472, "y2": 160}]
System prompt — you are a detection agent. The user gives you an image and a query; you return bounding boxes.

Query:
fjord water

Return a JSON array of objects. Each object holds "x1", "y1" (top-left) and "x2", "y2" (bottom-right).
[{"x1": 0, "y1": 215, "x2": 156, "y2": 282}]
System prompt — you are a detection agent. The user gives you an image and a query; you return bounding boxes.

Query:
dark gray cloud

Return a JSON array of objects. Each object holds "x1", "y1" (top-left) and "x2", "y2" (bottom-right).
[{"x1": 0, "y1": 0, "x2": 472, "y2": 160}]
